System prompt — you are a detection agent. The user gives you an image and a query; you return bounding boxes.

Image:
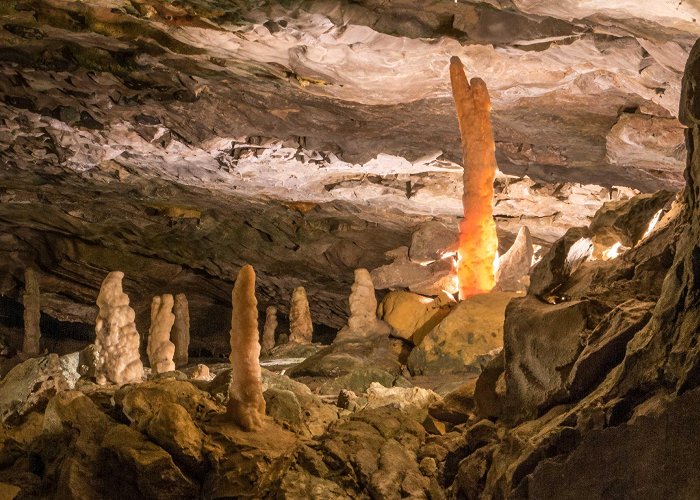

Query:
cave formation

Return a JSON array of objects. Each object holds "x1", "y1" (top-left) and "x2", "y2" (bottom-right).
[{"x1": 0, "y1": 1, "x2": 699, "y2": 499}]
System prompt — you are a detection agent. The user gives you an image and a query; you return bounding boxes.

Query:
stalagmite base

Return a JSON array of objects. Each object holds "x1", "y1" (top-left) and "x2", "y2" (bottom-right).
[
  {"x1": 450, "y1": 55, "x2": 499, "y2": 300},
  {"x1": 227, "y1": 264, "x2": 266, "y2": 431}
]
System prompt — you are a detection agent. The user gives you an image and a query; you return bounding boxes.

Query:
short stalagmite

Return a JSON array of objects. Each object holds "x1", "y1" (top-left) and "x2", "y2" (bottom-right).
[
  {"x1": 191, "y1": 363, "x2": 210, "y2": 381},
  {"x1": 495, "y1": 226, "x2": 534, "y2": 292},
  {"x1": 147, "y1": 294, "x2": 176, "y2": 374},
  {"x1": 227, "y1": 264, "x2": 266, "y2": 431},
  {"x1": 337, "y1": 268, "x2": 391, "y2": 339},
  {"x1": 172, "y1": 293, "x2": 190, "y2": 368},
  {"x1": 449, "y1": 55, "x2": 499, "y2": 300},
  {"x1": 94, "y1": 271, "x2": 144, "y2": 385},
  {"x1": 262, "y1": 306, "x2": 278, "y2": 354},
  {"x1": 22, "y1": 267, "x2": 41, "y2": 357},
  {"x1": 289, "y1": 287, "x2": 313, "y2": 344}
]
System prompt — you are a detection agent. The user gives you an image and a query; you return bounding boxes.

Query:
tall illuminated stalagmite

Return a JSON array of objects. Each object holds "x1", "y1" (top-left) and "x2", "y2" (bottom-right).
[
  {"x1": 449, "y1": 56, "x2": 499, "y2": 299},
  {"x1": 227, "y1": 264, "x2": 266, "y2": 431}
]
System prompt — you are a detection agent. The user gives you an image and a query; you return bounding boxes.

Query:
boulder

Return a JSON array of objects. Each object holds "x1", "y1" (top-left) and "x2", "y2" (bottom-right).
[
  {"x1": 102, "y1": 425, "x2": 199, "y2": 499},
  {"x1": 287, "y1": 334, "x2": 407, "y2": 395},
  {"x1": 145, "y1": 402, "x2": 205, "y2": 474},
  {"x1": 0, "y1": 354, "x2": 72, "y2": 424},
  {"x1": 407, "y1": 292, "x2": 516, "y2": 376},
  {"x1": 474, "y1": 350, "x2": 505, "y2": 419},
  {"x1": 589, "y1": 190, "x2": 675, "y2": 258},
  {"x1": 262, "y1": 369, "x2": 337, "y2": 436},
  {"x1": 428, "y1": 378, "x2": 477, "y2": 425},
  {"x1": 378, "y1": 290, "x2": 454, "y2": 343},
  {"x1": 567, "y1": 300, "x2": 654, "y2": 397},
  {"x1": 503, "y1": 296, "x2": 604, "y2": 419},
  {"x1": 528, "y1": 226, "x2": 592, "y2": 297},
  {"x1": 264, "y1": 388, "x2": 304, "y2": 429},
  {"x1": 365, "y1": 382, "x2": 441, "y2": 411},
  {"x1": 408, "y1": 221, "x2": 458, "y2": 264},
  {"x1": 117, "y1": 379, "x2": 219, "y2": 431},
  {"x1": 371, "y1": 247, "x2": 455, "y2": 296}
]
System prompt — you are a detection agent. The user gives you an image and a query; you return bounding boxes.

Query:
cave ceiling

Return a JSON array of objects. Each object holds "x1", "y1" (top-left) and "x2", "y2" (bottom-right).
[{"x1": 0, "y1": 0, "x2": 697, "y2": 330}]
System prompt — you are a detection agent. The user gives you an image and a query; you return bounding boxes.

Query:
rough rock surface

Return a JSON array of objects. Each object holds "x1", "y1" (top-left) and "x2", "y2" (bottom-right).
[
  {"x1": 287, "y1": 334, "x2": 407, "y2": 395},
  {"x1": 0, "y1": 354, "x2": 71, "y2": 424},
  {"x1": 494, "y1": 226, "x2": 533, "y2": 293},
  {"x1": 588, "y1": 189, "x2": 675, "y2": 253},
  {"x1": 407, "y1": 291, "x2": 516, "y2": 376},
  {"x1": 448, "y1": 38, "x2": 700, "y2": 498}
]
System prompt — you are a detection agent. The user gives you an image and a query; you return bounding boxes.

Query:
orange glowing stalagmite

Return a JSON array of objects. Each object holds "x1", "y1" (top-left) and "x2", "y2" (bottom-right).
[{"x1": 449, "y1": 56, "x2": 499, "y2": 300}]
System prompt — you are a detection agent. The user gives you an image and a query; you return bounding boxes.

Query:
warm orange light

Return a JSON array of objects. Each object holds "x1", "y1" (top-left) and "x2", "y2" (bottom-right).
[{"x1": 449, "y1": 56, "x2": 499, "y2": 300}]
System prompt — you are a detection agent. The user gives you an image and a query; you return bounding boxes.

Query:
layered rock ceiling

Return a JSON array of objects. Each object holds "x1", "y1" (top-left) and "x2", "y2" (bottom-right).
[{"x1": 0, "y1": 0, "x2": 697, "y2": 337}]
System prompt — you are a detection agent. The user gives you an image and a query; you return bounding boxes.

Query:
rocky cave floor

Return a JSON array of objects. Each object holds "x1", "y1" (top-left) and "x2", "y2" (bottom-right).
[
  {"x1": 1, "y1": 1, "x2": 700, "y2": 499},
  {"x1": 0, "y1": 170, "x2": 698, "y2": 500}
]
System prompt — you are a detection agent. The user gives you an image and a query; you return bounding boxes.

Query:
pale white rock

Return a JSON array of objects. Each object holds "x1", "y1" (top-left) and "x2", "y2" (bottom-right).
[
  {"x1": 191, "y1": 364, "x2": 211, "y2": 381},
  {"x1": 147, "y1": 294, "x2": 176, "y2": 375},
  {"x1": 365, "y1": 382, "x2": 442, "y2": 411},
  {"x1": 94, "y1": 272, "x2": 144, "y2": 386},
  {"x1": 337, "y1": 269, "x2": 391, "y2": 339}
]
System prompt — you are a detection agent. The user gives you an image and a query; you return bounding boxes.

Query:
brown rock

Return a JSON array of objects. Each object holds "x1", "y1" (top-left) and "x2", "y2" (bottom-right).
[
  {"x1": 503, "y1": 296, "x2": 605, "y2": 420},
  {"x1": 407, "y1": 291, "x2": 515, "y2": 376},
  {"x1": 378, "y1": 290, "x2": 454, "y2": 344}
]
